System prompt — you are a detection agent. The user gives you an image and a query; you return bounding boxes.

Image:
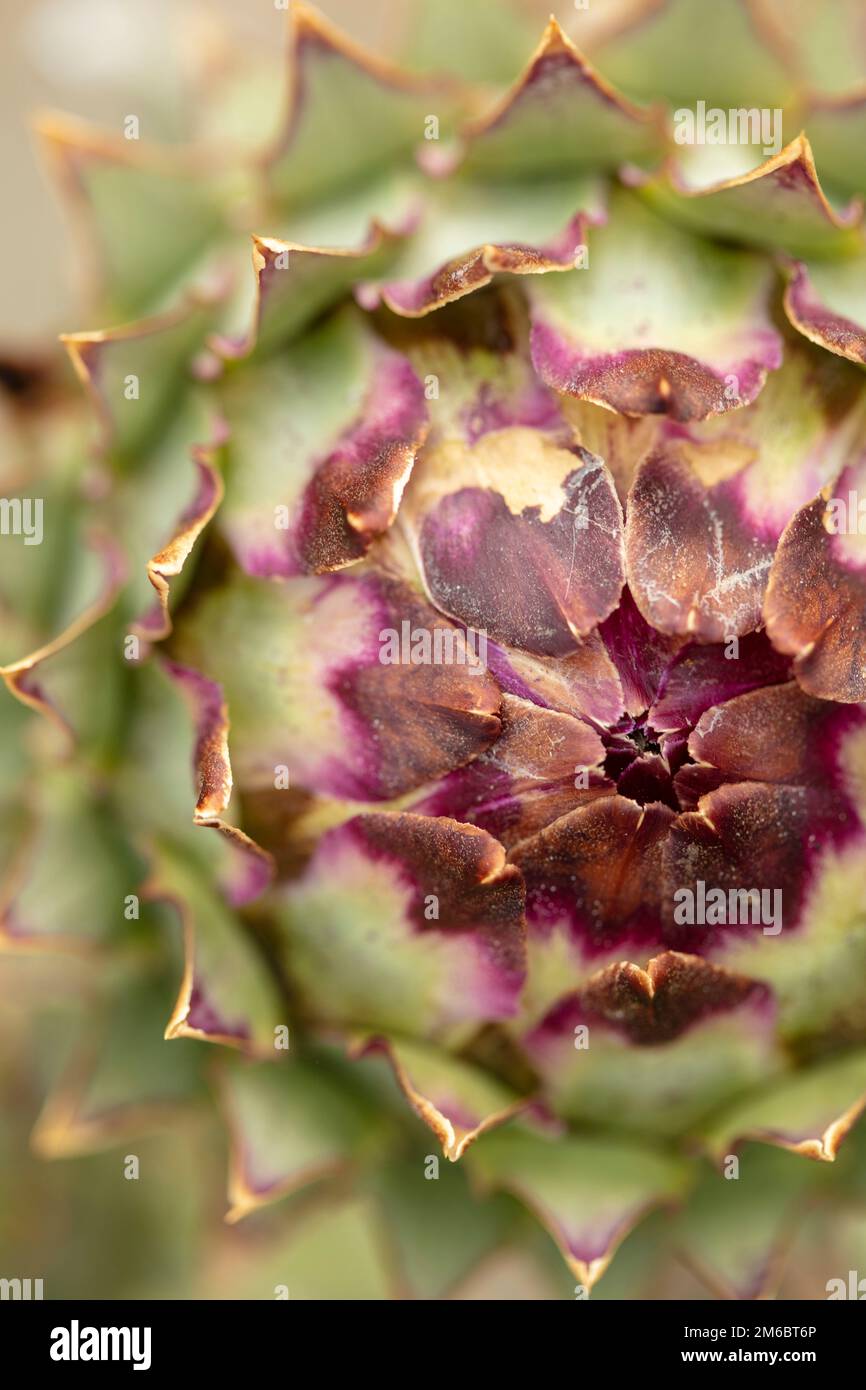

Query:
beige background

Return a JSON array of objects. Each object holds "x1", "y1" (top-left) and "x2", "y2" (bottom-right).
[
  {"x1": 0, "y1": 0, "x2": 402, "y2": 347},
  {"x1": 0, "y1": 0, "x2": 624, "y2": 347}
]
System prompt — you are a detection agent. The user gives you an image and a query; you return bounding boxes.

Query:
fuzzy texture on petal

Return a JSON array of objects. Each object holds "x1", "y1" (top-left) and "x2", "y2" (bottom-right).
[
  {"x1": 216, "y1": 309, "x2": 428, "y2": 577},
  {"x1": 649, "y1": 630, "x2": 791, "y2": 734},
  {"x1": 412, "y1": 692, "x2": 609, "y2": 849},
  {"x1": 764, "y1": 459, "x2": 866, "y2": 703},
  {"x1": 529, "y1": 190, "x2": 782, "y2": 421},
  {"x1": 511, "y1": 794, "x2": 676, "y2": 965},
  {"x1": 625, "y1": 445, "x2": 777, "y2": 642},
  {"x1": 404, "y1": 435, "x2": 625, "y2": 655},
  {"x1": 369, "y1": 183, "x2": 604, "y2": 319},
  {"x1": 524, "y1": 953, "x2": 782, "y2": 1138},
  {"x1": 171, "y1": 568, "x2": 501, "y2": 801},
  {"x1": 275, "y1": 812, "x2": 525, "y2": 1037}
]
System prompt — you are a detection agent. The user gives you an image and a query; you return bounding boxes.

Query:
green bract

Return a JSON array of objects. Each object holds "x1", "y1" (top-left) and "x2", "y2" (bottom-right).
[{"x1": 2, "y1": 0, "x2": 866, "y2": 1300}]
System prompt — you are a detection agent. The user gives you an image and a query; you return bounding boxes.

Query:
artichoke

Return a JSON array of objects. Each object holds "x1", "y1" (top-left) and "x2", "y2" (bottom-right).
[{"x1": 3, "y1": 0, "x2": 866, "y2": 1302}]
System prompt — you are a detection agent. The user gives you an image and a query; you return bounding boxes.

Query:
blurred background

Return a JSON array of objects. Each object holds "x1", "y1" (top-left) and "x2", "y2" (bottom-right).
[
  {"x1": 0, "y1": 0, "x2": 648, "y2": 347},
  {"x1": 2, "y1": 0, "x2": 865, "y2": 1301},
  {"x1": 1, "y1": 0, "x2": 352, "y2": 345}
]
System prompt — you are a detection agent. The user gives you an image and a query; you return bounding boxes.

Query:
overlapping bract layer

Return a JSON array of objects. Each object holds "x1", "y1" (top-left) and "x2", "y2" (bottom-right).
[{"x1": 4, "y1": 0, "x2": 866, "y2": 1298}]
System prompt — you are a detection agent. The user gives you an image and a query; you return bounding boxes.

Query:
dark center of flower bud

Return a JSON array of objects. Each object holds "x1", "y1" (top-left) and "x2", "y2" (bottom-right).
[
  {"x1": 601, "y1": 712, "x2": 685, "y2": 812},
  {"x1": 626, "y1": 725, "x2": 661, "y2": 756}
]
